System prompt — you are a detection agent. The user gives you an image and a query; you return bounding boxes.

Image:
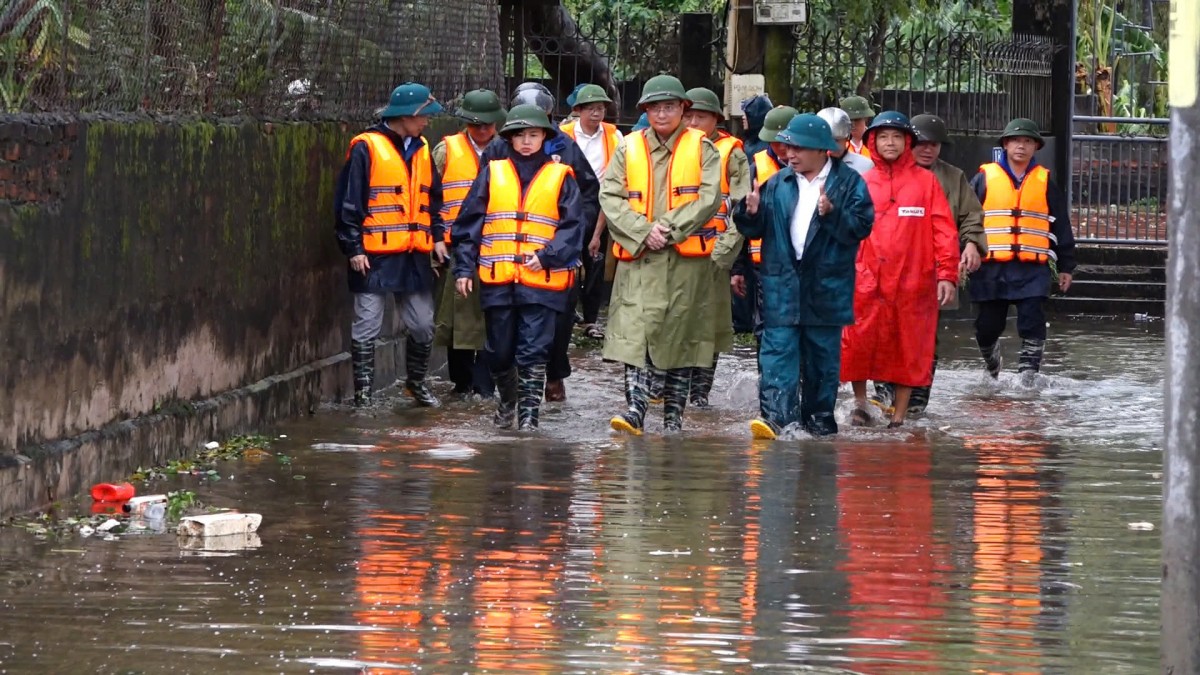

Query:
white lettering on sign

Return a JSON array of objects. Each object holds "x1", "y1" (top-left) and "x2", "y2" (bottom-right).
[{"x1": 897, "y1": 207, "x2": 926, "y2": 217}]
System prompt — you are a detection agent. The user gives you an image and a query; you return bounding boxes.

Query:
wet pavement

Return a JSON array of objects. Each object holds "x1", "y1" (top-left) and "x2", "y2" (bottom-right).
[{"x1": 0, "y1": 319, "x2": 1163, "y2": 673}]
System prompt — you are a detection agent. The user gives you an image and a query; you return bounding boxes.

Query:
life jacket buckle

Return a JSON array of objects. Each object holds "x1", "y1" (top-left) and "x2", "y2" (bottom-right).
[{"x1": 1011, "y1": 208, "x2": 1022, "y2": 217}]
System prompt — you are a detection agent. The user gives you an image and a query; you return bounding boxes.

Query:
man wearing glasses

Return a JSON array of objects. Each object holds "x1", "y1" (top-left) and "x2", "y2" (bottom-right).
[{"x1": 600, "y1": 75, "x2": 722, "y2": 435}]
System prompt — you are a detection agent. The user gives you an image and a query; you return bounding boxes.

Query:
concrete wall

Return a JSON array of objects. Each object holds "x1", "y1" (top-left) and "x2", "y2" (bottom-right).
[{"x1": 0, "y1": 114, "x2": 457, "y2": 516}]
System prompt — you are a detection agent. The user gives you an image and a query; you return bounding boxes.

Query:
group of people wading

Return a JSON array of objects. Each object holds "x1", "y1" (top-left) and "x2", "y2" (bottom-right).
[{"x1": 335, "y1": 76, "x2": 1076, "y2": 438}]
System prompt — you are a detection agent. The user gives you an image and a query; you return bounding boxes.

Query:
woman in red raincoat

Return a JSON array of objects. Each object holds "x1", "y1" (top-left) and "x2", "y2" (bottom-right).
[{"x1": 841, "y1": 112, "x2": 959, "y2": 428}]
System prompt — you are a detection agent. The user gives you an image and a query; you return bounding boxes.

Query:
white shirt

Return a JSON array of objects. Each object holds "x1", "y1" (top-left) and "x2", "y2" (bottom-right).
[
  {"x1": 572, "y1": 123, "x2": 623, "y2": 178},
  {"x1": 790, "y1": 159, "x2": 832, "y2": 260}
]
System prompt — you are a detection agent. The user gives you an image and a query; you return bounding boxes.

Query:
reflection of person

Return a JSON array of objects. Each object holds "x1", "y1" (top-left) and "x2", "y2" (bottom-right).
[
  {"x1": 682, "y1": 87, "x2": 751, "y2": 408},
  {"x1": 601, "y1": 75, "x2": 722, "y2": 435},
  {"x1": 969, "y1": 118, "x2": 1076, "y2": 382},
  {"x1": 335, "y1": 82, "x2": 444, "y2": 408},
  {"x1": 840, "y1": 112, "x2": 959, "y2": 429},
  {"x1": 733, "y1": 114, "x2": 874, "y2": 439},
  {"x1": 452, "y1": 105, "x2": 584, "y2": 431},
  {"x1": 873, "y1": 113, "x2": 988, "y2": 415},
  {"x1": 432, "y1": 89, "x2": 506, "y2": 400}
]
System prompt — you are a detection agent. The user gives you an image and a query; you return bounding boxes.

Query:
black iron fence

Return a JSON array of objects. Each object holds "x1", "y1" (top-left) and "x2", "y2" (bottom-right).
[
  {"x1": 790, "y1": 26, "x2": 1059, "y2": 134},
  {"x1": 0, "y1": 0, "x2": 504, "y2": 119},
  {"x1": 1070, "y1": 116, "x2": 1168, "y2": 245}
]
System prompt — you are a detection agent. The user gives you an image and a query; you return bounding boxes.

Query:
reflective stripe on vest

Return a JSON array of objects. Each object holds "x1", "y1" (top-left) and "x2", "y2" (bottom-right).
[
  {"x1": 683, "y1": 133, "x2": 743, "y2": 258},
  {"x1": 980, "y1": 163, "x2": 1056, "y2": 264},
  {"x1": 478, "y1": 160, "x2": 575, "y2": 292},
  {"x1": 560, "y1": 120, "x2": 620, "y2": 171},
  {"x1": 438, "y1": 133, "x2": 480, "y2": 244},
  {"x1": 612, "y1": 128, "x2": 707, "y2": 262},
  {"x1": 351, "y1": 132, "x2": 434, "y2": 254},
  {"x1": 748, "y1": 150, "x2": 782, "y2": 265}
]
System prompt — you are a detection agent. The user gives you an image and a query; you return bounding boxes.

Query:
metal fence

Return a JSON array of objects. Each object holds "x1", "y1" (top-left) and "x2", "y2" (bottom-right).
[
  {"x1": 0, "y1": 0, "x2": 504, "y2": 119},
  {"x1": 1070, "y1": 116, "x2": 1169, "y2": 245},
  {"x1": 790, "y1": 26, "x2": 1059, "y2": 134}
]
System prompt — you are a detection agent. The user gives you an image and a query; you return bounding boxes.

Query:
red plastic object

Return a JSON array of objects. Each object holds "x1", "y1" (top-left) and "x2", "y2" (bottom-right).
[
  {"x1": 91, "y1": 501, "x2": 125, "y2": 515},
  {"x1": 90, "y1": 482, "x2": 135, "y2": 502}
]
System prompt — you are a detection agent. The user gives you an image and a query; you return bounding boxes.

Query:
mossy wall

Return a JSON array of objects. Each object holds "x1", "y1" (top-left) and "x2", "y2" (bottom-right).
[{"x1": 0, "y1": 114, "x2": 461, "y2": 457}]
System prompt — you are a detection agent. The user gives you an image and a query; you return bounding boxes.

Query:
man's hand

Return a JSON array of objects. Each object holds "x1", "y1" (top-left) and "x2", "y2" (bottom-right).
[
  {"x1": 588, "y1": 233, "x2": 603, "y2": 258},
  {"x1": 817, "y1": 183, "x2": 833, "y2": 216},
  {"x1": 645, "y1": 223, "x2": 671, "y2": 251},
  {"x1": 456, "y1": 277, "x2": 473, "y2": 297},
  {"x1": 1058, "y1": 272, "x2": 1073, "y2": 293},
  {"x1": 524, "y1": 254, "x2": 544, "y2": 273},
  {"x1": 433, "y1": 241, "x2": 449, "y2": 264},
  {"x1": 937, "y1": 279, "x2": 957, "y2": 307},
  {"x1": 960, "y1": 242, "x2": 981, "y2": 273},
  {"x1": 350, "y1": 254, "x2": 370, "y2": 274},
  {"x1": 731, "y1": 274, "x2": 747, "y2": 298},
  {"x1": 745, "y1": 180, "x2": 760, "y2": 215}
]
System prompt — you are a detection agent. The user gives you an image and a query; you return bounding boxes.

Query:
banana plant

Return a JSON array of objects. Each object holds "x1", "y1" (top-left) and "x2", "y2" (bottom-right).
[{"x1": 0, "y1": 0, "x2": 90, "y2": 112}]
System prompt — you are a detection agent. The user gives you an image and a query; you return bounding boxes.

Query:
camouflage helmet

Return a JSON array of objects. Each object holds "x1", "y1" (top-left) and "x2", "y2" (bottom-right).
[
  {"x1": 637, "y1": 74, "x2": 691, "y2": 109},
  {"x1": 999, "y1": 117, "x2": 1045, "y2": 149},
  {"x1": 816, "y1": 107, "x2": 852, "y2": 141},
  {"x1": 839, "y1": 95, "x2": 875, "y2": 120},
  {"x1": 685, "y1": 87, "x2": 724, "y2": 117},
  {"x1": 455, "y1": 89, "x2": 506, "y2": 125},
  {"x1": 500, "y1": 103, "x2": 559, "y2": 138},
  {"x1": 758, "y1": 105, "x2": 798, "y2": 142},
  {"x1": 911, "y1": 114, "x2": 951, "y2": 145}
]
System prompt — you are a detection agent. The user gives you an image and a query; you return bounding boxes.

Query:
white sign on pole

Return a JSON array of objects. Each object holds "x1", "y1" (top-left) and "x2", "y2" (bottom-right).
[{"x1": 728, "y1": 74, "x2": 766, "y2": 118}]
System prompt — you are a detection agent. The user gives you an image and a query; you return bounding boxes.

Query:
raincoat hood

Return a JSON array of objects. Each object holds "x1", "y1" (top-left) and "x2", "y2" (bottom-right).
[{"x1": 867, "y1": 128, "x2": 916, "y2": 171}]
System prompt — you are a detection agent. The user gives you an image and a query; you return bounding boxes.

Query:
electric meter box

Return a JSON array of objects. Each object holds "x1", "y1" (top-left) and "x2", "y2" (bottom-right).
[{"x1": 753, "y1": 0, "x2": 806, "y2": 24}]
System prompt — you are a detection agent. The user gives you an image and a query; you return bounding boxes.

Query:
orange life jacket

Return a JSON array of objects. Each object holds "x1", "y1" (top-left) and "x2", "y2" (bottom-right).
[
  {"x1": 684, "y1": 132, "x2": 743, "y2": 258},
  {"x1": 748, "y1": 150, "x2": 782, "y2": 265},
  {"x1": 438, "y1": 133, "x2": 480, "y2": 244},
  {"x1": 849, "y1": 139, "x2": 872, "y2": 159},
  {"x1": 611, "y1": 128, "x2": 709, "y2": 262},
  {"x1": 560, "y1": 120, "x2": 621, "y2": 171},
  {"x1": 980, "y1": 163, "x2": 1055, "y2": 264},
  {"x1": 478, "y1": 159, "x2": 575, "y2": 292},
  {"x1": 350, "y1": 131, "x2": 434, "y2": 254}
]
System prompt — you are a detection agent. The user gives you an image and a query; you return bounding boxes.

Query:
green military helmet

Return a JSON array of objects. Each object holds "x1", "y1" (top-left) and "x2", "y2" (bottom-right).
[
  {"x1": 758, "y1": 105, "x2": 798, "y2": 142},
  {"x1": 999, "y1": 117, "x2": 1045, "y2": 149},
  {"x1": 839, "y1": 95, "x2": 875, "y2": 120},
  {"x1": 637, "y1": 74, "x2": 691, "y2": 109},
  {"x1": 379, "y1": 81, "x2": 443, "y2": 119},
  {"x1": 573, "y1": 84, "x2": 612, "y2": 108},
  {"x1": 911, "y1": 114, "x2": 951, "y2": 145},
  {"x1": 456, "y1": 88, "x2": 506, "y2": 125},
  {"x1": 685, "y1": 87, "x2": 724, "y2": 118},
  {"x1": 499, "y1": 103, "x2": 559, "y2": 137}
]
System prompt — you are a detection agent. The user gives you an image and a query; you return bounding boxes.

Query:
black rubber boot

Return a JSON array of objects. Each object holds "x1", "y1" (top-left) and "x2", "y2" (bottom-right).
[
  {"x1": 805, "y1": 413, "x2": 839, "y2": 437},
  {"x1": 979, "y1": 340, "x2": 1003, "y2": 379},
  {"x1": 662, "y1": 368, "x2": 691, "y2": 433},
  {"x1": 1018, "y1": 338, "x2": 1045, "y2": 383},
  {"x1": 351, "y1": 339, "x2": 374, "y2": 407},
  {"x1": 689, "y1": 356, "x2": 717, "y2": 408},
  {"x1": 492, "y1": 368, "x2": 517, "y2": 429},
  {"x1": 404, "y1": 337, "x2": 440, "y2": 407},
  {"x1": 517, "y1": 364, "x2": 546, "y2": 431}
]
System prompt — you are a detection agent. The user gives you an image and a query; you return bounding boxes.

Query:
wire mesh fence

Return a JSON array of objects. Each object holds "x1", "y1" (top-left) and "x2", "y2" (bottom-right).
[{"x1": 0, "y1": 0, "x2": 505, "y2": 119}]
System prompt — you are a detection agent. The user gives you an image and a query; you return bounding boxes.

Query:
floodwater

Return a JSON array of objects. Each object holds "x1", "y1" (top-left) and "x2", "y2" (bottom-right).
[{"x1": 0, "y1": 319, "x2": 1164, "y2": 673}]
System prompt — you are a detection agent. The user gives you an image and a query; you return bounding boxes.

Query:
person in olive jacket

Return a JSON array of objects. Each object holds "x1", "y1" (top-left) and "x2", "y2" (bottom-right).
[{"x1": 732, "y1": 114, "x2": 875, "y2": 439}]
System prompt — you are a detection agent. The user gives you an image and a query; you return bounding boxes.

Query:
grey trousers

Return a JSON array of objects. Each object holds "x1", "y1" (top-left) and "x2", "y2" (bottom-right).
[{"x1": 351, "y1": 291, "x2": 436, "y2": 344}]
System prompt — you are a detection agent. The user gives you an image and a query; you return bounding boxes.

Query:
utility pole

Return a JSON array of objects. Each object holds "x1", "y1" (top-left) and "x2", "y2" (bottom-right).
[
  {"x1": 762, "y1": 25, "x2": 794, "y2": 106},
  {"x1": 1163, "y1": 1, "x2": 1200, "y2": 672}
]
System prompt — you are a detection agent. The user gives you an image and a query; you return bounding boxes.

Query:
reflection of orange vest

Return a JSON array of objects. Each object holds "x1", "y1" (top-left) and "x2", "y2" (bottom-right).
[
  {"x1": 612, "y1": 128, "x2": 708, "y2": 261},
  {"x1": 980, "y1": 163, "x2": 1054, "y2": 264},
  {"x1": 748, "y1": 150, "x2": 782, "y2": 265},
  {"x1": 560, "y1": 120, "x2": 621, "y2": 171},
  {"x1": 478, "y1": 160, "x2": 575, "y2": 292},
  {"x1": 349, "y1": 132, "x2": 434, "y2": 254},
  {"x1": 438, "y1": 133, "x2": 480, "y2": 243}
]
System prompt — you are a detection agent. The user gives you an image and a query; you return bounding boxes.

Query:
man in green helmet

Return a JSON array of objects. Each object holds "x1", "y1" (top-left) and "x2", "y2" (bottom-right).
[
  {"x1": 839, "y1": 95, "x2": 875, "y2": 157},
  {"x1": 682, "y1": 86, "x2": 751, "y2": 407},
  {"x1": 601, "y1": 74, "x2": 722, "y2": 435},
  {"x1": 431, "y1": 88, "x2": 506, "y2": 400}
]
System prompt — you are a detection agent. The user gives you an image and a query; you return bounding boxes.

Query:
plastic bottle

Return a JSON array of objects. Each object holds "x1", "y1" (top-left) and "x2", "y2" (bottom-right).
[
  {"x1": 90, "y1": 482, "x2": 135, "y2": 502},
  {"x1": 123, "y1": 494, "x2": 168, "y2": 515},
  {"x1": 143, "y1": 503, "x2": 166, "y2": 521}
]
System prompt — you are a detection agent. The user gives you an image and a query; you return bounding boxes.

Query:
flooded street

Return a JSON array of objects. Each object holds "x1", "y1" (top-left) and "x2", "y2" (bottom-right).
[{"x1": 0, "y1": 319, "x2": 1163, "y2": 673}]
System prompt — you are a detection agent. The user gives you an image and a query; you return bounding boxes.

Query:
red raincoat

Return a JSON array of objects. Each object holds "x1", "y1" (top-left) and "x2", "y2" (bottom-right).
[{"x1": 840, "y1": 130, "x2": 959, "y2": 387}]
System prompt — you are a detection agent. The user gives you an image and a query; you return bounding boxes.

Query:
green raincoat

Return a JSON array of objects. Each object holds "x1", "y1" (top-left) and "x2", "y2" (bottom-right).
[
  {"x1": 707, "y1": 133, "x2": 751, "y2": 353},
  {"x1": 600, "y1": 124, "x2": 723, "y2": 369},
  {"x1": 431, "y1": 138, "x2": 486, "y2": 350}
]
